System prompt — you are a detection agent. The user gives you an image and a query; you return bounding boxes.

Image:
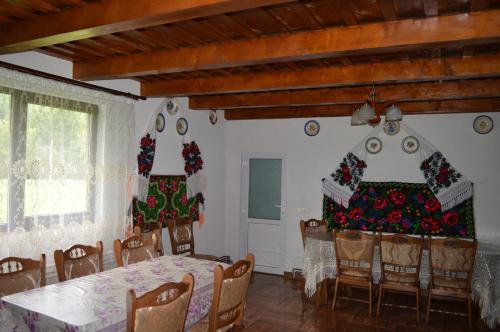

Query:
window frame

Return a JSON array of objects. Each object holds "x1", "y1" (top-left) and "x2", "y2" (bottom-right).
[{"x1": 0, "y1": 87, "x2": 98, "y2": 232}]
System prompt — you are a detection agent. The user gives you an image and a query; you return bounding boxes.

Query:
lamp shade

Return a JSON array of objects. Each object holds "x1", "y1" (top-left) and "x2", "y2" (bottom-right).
[
  {"x1": 357, "y1": 102, "x2": 376, "y2": 121},
  {"x1": 385, "y1": 104, "x2": 403, "y2": 121},
  {"x1": 351, "y1": 107, "x2": 367, "y2": 126}
]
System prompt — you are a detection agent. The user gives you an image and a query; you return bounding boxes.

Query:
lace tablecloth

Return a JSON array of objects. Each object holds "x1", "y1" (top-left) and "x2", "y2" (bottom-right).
[
  {"x1": 303, "y1": 232, "x2": 500, "y2": 328},
  {"x1": 0, "y1": 255, "x2": 227, "y2": 332}
]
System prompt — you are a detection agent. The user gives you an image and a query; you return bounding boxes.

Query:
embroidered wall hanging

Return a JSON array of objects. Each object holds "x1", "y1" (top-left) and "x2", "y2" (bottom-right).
[
  {"x1": 322, "y1": 123, "x2": 473, "y2": 212},
  {"x1": 323, "y1": 182, "x2": 475, "y2": 238},
  {"x1": 133, "y1": 175, "x2": 199, "y2": 230}
]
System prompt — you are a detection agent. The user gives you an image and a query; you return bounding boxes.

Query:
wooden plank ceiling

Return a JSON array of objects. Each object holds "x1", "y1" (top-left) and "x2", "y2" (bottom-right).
[{"x1": 1, "y1": 0, "x2": 499, "y2": 120}]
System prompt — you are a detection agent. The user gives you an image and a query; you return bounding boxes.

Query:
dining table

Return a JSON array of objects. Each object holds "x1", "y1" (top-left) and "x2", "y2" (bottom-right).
[
  {"x1": 303, "y1": 231, "x2": 500, "y2": 329},
  {"x1": 0, "y1": 255, "x2": 227, "y2": 332}
]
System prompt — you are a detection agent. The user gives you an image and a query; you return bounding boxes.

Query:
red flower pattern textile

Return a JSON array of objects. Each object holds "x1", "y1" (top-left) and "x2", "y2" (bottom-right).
[
  {"x1": 146, "y1": 196, "x2": 157, "y2": 209},
  {"x1": 182, "y1": 141, "x2": 203, "y2": 177},
  {"x1": 331, "y1": 153, "x2": 367, "y2": 191},
  {"x1": 323, "y1": 181, "x2": 474, "y2": 238},
  {"x1": 420, "y1": 152, "x2": 462, "y2": 193}
]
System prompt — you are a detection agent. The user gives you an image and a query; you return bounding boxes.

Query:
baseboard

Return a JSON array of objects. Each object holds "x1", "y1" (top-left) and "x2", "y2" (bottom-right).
[{"x1": 283, "y1": 271, "x2": 293, "y2": 280}]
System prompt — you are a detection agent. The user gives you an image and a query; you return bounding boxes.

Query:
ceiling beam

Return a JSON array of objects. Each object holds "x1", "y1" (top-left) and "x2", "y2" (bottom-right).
[
  {"x1": 141, "y1": 54, "x2": 500, "y2": 96},
  {"x1": 73, "y1": 9, "x2": 500, "y2": 80},
  {"x1": 0, "y1": 0, "x2": 294, "y2": 54},
  {"x1": 189, "y1": 79, "x2": 500, "y2": 109},
  {"x1": 224, "y1": 98, "x2": 500, "y2": 120}
]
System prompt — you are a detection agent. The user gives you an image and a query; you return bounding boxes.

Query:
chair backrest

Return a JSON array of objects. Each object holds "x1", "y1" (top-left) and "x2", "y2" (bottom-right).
[
  {"x1": 134, "y1": 222, "x2": 164, "y2": 256},
  {"x1": 54, "y1": 241, "x2": 103, "y2": 282},
  {"x1": 429, "y1": 237, "x2": 477, "y2": 290},
  {"x1": 333, "y1": 230, "x2": 376, "y2": 277},
  {"x1": 114, "y1": 235, "x2": 157, "y2": 267},
  {"x1": 299, "y1": 219, "x2": 327, "y2": 248},
  {"x1": 127, "y1": 273, "x2": 194, "y2": 332},
  {"x1": 0, "y1": 254, "x2": 46, "y2": 297},
  {"x1": 208, "y1": 253, "x2": 255, "y2": 332},
  {"x1": 166, "y1": 218, "x2": 195, "y2": 256},
  {"x1": 379, "y1": 234, "x2": 423, "y2": 284}
]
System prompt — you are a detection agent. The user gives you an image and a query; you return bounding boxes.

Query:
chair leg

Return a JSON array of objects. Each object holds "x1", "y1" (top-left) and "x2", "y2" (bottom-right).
[
  {"x1": 376, "y1": 284, "x2": 383, "y2": 318},
  {"x1": 426, "y1": 289, "x2": 432, "y2": 325},
  {"x1": 467, "y1": 294, "x2": 472, "y2": 330},
  {"x1": 315, "y1": 281, "x2": 322, "y2": 307},
  {"x1": 368, "y1": 282, "x2": 372, "y2": 316},
  {"x1": 332, "y1": 278, "x2": 340, "y2": 312},
  {"x1": 416, "y1": 288, "x2": 420, "y2": 323}
]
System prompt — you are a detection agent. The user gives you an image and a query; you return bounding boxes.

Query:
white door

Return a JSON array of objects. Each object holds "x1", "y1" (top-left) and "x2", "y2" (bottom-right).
[{"x1": 240, "y1": 153, "x2": 286, "y2": 275}]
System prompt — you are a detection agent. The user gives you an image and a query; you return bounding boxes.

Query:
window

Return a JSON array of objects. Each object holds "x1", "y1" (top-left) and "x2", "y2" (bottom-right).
[{"x1": 0, "y1": 88, "x2": 97, "y2": 230}]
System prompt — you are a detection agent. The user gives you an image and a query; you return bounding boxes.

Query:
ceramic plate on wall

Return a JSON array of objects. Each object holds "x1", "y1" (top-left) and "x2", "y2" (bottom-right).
[
  {"x1": 166, "y1": 100, "x2": 178, "y2": 115},
  {"x1": 155, "y1": 113, "x2": 165, "y2": 132},
  {"x1": 304, "y1": 120, "x2": 320, "y2": 136},
  {"x1": 401, "y1": 136, "x2": 419, "y2": 154},
  {"x1": 383, "y1": 121, "x2": 400, "y2": 136},
  {"x1": 473, "y1": 115, "x2": 493, "y2": 134},
  {"x1": 176, "y1": 117, "x2": 188, "y2": 135},
  {"x1": 209, "y1": 110, "x2": 218, "y2": 125},
  {"x1": 365, "y1": 137, "x2": 382, "y2": 154}
]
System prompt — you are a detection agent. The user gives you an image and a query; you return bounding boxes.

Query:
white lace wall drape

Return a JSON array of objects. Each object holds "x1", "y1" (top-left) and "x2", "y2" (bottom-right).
[{"x1": 0, "y1": 67, "x2": 134, "y2": 279}]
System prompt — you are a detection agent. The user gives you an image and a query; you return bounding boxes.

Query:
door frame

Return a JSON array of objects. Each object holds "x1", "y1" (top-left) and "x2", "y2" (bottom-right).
[{"x1": 239, "y1": 151, "x2": 287, "y2": 275}]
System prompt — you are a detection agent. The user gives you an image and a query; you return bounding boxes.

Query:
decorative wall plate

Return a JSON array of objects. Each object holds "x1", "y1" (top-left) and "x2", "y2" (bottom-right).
[
  {"x1": 176, "y1": 117, "x2": 188, "y2": 135},
  {"x1": 304, "y1": 120, "x2": 320, "y2": 136},
  {"x1": 401, "y1": 136, "x2": 419, "y2": 154},
  {"x1": 155, "y1": 113, "x2": 165, "y2": 132},
  {"x1": 365, "y1": 137, "x2": 382, "y2": 154},
  {"x1": 383, "y1": 121, "x2": 400, "y2": 136},
  {"x1": 473, "y1": 115, "x2": 493, "y2": 134},
  {"x1": 166, "y1": 100, "x2": 178, "y2": 115},
  {"x1": 209, "y1": 110, "x2": 218, "y2": 125}
]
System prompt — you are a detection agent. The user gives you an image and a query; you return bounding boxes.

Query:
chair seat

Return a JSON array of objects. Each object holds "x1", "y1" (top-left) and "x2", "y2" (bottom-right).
[
  {"x1": 433, "y1": 278, "x2": 467, "y2": 289},
  {"x1": 190, "y1": 317, "x2": 235, "y2": 332},
  {"x1": 340, "y1": 269, "x2": 370, "y2": 278},
  {"x1": 384, "y1": 273, "x2": 417, "y2": 284},
  {"x1": 189, "y1": 253, "x2": 219, "y2": 261}
]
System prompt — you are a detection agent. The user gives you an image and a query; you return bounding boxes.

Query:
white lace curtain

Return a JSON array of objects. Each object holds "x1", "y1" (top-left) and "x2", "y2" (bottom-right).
[{"x1": 0, "y1": 67, "x2": 134, "y2": 278}]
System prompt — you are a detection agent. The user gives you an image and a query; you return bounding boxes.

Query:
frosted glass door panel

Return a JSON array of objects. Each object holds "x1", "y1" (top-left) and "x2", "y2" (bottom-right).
[{"x1": 248, "y1": 158, "x2": 282, "y2": 220}]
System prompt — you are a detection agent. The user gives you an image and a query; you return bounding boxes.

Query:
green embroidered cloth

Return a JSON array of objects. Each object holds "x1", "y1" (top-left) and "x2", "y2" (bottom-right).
[
  {"x1": 323, "y1": 181, "x2": 474, "y2": 238},
  {"x1": 133, "y1": 175, "x2": 199, "y2": 229}
]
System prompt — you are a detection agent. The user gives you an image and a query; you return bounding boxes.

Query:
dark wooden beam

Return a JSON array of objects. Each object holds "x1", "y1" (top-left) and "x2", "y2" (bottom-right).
[
  {"x1": 141, "y1": 54, "x2": 500, "y2": 96},
  {"x1": 0, "y1": 0, "x2": 294, "y2": 53},
  {"x1": 74, "y1": 10, "x2": 500, "y2": 80},
  {"x1": 189, "y1": 79, "x2": 500, "y2": 109},
  {"x1": 224, "y1": 98, "x2": 500, "y2": 120}
]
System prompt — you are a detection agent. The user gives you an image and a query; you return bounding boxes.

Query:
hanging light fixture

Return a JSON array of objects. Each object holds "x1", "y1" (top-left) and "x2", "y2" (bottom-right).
[{"x1": 350, "y1": 85, "x2": 403, "y2": 126}]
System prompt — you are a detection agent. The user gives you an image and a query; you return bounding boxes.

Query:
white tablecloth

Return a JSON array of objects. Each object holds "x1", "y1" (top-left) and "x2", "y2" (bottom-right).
[
  {"x1": 303, "y1": 232, "x2": 500, "y2": 328},
  {"x1": 0, "y1": 255, "x2": 227, "y2": 332}
]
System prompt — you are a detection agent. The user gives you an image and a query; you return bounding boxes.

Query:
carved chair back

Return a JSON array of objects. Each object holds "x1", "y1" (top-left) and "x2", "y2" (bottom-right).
[
  {"x1": 299, "y1": 219, "x2": 327, "y2": 248},
  {"x1": 134, "y1": 222, "x2": 164, "y2": 256},
  {"x1": 379, "y1": 234, "x2": 423, "y2": 285},
  {"x1": 114, "y1": 235, "x2": 157, "y2": 267},
  {"x1": 54, "y1": 241, "x2": 103, "y2": 282},
  {"x1": 0, "y1": 254, "x2": 46, "y2": 297},
  {"x1": 208, "y1": 253, "x2": 255, "y2": 332},
  {"x1": 429, "y1": 237, "x2": 477, "y2": 291},
  {"x1": 127, "y1": 273, "x2": 194, "y2": 332},
  {"x1": 333, "y1": 230, "x2": 376, "y2": 279},
  {"x1": 167, "y1": 218, "x2": 195, "y2": 256}
]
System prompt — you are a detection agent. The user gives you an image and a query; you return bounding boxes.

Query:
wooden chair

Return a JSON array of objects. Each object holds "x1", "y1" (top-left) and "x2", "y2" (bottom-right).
[
  {"x1": 127, "y1": 273, "x2": 194, "y2": 332},
  {"x1": 377, "y1": 234, "x2": 424, "y2": 322},
  {"x1": 54, "y1": 241, "x2": 104, "y2": 282},
  {"x1": 332, "y1": 230, "x2": 376, "y2": 315},
  {"x1": 166, "y1": 218, "x2": 218, "y2": 261},
  {"x1": 114, "y1": 235, "x2": 157, "y2": 267},
  {"x1": 191, "y1": 254, "x2": 255, "y2": 332},
  {"x1": 426, "y1": 237, "x2": 477, "y2": 329},
  {"x1": 0, "y1": 254, "x2": 46, "y2": 297},
  {"x1": 134, "y1": 222, "x2": 164, "y2": 256},
  {"x1": 299, "y1": 218, "x2": 329, "y2": 306},
  {"x1": 300, "y1": 218, "x2": 327, "y2": 247}
]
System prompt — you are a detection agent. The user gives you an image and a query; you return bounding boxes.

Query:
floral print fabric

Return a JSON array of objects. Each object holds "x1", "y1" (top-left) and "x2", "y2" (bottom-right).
[
  {"x1": 331, "y1": 152, "x2": 367, "y2": 191},
  {"x1": 323, "y1": 181, "x2": 475, "y2": 238},
  {"x1": 420, "y1": 151, "x2": 462, "y2": 194},
  {"x1": 0, "y1": 256, "x2": 225, "y2": 332}
]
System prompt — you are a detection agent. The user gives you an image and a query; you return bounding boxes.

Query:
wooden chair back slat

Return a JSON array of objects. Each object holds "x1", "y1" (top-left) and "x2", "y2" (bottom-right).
[
  {"x1": 300, "y1": 219, "x2": 327, "y2": 248},
  {"x1": 114, "y1": 235, "x2": 157, "y2": 267},
  {"x1": 0, "y1": 254, "x2": 46, "y2": 297},
  {"x1": 54, "y1": 242, "x2": 103, "y2": 282}
]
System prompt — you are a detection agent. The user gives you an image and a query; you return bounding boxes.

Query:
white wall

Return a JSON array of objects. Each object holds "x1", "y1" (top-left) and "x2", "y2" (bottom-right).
[
  {"x1": 3, "y1": 52, "x2": 500, "y2": 274},
  {"x1": 0, "y1": 52, "x2": 227, "y2": 258},
  {"x1": 224, "y1": 114, "x2": 500, "y2": 271}
]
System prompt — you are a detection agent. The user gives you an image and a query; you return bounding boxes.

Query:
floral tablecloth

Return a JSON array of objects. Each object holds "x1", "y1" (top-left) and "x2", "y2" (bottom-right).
[
  {"x1": 0, "y1": 255, "x2": 227, "y2": 332},
  {"x1": 303, "y1": 232, "x2": 500, "y2": 328}
]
